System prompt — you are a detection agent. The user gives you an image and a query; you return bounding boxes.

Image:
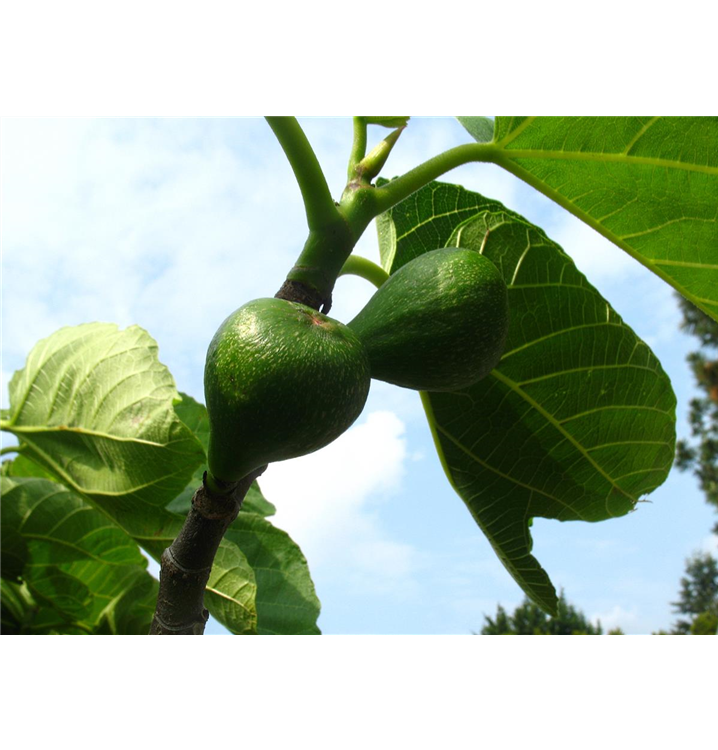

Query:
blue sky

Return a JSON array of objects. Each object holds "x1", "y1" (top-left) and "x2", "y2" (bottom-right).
[{"x1": 2, "y1": 117, "x2": 716, "y2": 634}]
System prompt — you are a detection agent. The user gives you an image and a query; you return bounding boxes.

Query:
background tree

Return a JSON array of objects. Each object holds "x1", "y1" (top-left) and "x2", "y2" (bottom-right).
[
  {"x1": 670, "y1": 552, "x2": 718, "y2": 635},
  {"x1": 690, "y1": 611, "x2": 718, "y2": 635},
  {"x1": 481, "y1": 604, "x2": 513, "y2": 634},
  {"x1": 675, "y1": 297, "x2": 718, "y2": 533},
  {"x1": 480, "y1": 592, "x2": 603, "y2": 635}
]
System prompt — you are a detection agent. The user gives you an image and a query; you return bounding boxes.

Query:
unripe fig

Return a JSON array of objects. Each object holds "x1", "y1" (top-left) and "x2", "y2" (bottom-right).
[
  {"x1": 204, "y1": 298, "x2": 370, "y2": 483},
  {"x1": 348, "y1": 248, "x2": 509, "y2": 392}
]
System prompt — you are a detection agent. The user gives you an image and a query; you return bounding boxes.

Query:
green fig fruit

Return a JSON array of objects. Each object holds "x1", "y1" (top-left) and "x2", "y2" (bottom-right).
[
  {"x1": 348, "y1": 248, "x2": 509, "y2": 392},
  {"x1": 204, "y1": 297, "x2": 370, "y2": 484}
]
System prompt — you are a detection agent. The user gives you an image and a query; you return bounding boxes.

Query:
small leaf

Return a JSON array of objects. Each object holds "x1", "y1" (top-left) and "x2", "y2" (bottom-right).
[
  {"x1": 226, "y1": 513, "x2": 321, "y2": 635},
  {"x1": 363, "y1": 116, "x2": 410, "y2": 128},
  {"x1": 456, "y1": 116, "x2": 494, "y2": 143},
  {"x1": 379, "y1": 181, "x2": 676, "y2": 614},
  {"x1": 205, "y1": 541, "x2": 258, "y2": 634}
]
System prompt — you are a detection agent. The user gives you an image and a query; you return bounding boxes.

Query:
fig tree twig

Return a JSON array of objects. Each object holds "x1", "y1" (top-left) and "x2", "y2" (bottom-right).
[{"x1": 149, "y1": 466, "x2": 265, "y2": 635}]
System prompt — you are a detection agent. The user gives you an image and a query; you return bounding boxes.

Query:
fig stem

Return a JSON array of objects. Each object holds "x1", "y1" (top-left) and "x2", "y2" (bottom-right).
[
  {"x1": 347, "y1": 117, "x2": 368, "y2": 179},
  {"x1": 149, "y1": 466, "x2": 266, "y2": 635}
]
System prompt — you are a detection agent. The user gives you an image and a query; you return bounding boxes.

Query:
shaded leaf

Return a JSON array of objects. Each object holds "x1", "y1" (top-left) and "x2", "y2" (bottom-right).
[
  {"x1": 379, "y1": 181, "x2": 676, "y2": 614},
  {"x1": 0, "y1": 524, "x2": 28, "y2": 581},
  {"x1": 458, "y1": 116, "x2": 718, "y2": 322},
  {"x1": 1, "y1": 579, "x2": 38, "y2": 634},
  {"x1": 0, "y1": 477, "x2": 157, "y2": 632},
  {"x1": 1, "y1": 476, "x2": 146, "y2": 570},
  {"x1": 24, "y1": 566, "x2": 93, "y2": 622},
  {"x1": 114, "y1": 580, "x2": 158, "y2": 634},
  {"x1": 1, "y1": 474, "x2": 258, "y2": 634}
]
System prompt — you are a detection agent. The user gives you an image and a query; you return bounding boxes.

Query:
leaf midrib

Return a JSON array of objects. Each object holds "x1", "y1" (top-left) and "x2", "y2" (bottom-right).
[
  {"x1": 496, "y1": 148, "x2": 717, "y2": 175},
  {"x1": 3, "y1": 423, "x2": 176, "y2": 448}
]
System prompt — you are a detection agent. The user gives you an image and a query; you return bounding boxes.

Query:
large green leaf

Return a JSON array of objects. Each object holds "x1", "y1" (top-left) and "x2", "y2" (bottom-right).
[
  {"x1": 1, "y1": 323, "x2": 205, "y2": 536},
  {"x1": 379, "y1": 181, "x2": 676, "y2": 614},
  {"x1": 458, "y1": 116, "x2": 718, "y2": 322}
]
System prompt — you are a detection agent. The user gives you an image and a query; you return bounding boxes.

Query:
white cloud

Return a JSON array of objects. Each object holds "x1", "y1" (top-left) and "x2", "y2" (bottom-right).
[
  {"x1": 1, "y1": 119, "x2": 307, "y2": 397},
  {"x1": 261, "y1": 410, "x2": 418, "y2": 596},
  {"x1": 591, "y1": 604, "x2": 638, "y2": 632}
]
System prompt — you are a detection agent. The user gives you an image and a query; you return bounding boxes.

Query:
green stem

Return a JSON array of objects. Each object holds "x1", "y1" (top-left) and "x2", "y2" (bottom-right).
[
  {"x1": 277, "y1": 186, "x2": 380, "y2": 311},
  {"x1": 347, "y1": 117, "x2": 368, "y2": 179},
  {"x1": 339, "y1": 255, "x2": 389, "y2": 289},
  {"x1": 276, "y1": 221, "x2": 357, "y2": 312},
  {"x1": 265, "y1": 117, "x2": 341, "y2": 231},
  {"x1": 274, "y1": 126, "x2": 497, "y2": 311},
  {"x1": 0, "y1": 445, "x2": 21, "y2": 456},
  {"x1": 374, "y1": 142, "x2": 497, "y2": 214}
]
